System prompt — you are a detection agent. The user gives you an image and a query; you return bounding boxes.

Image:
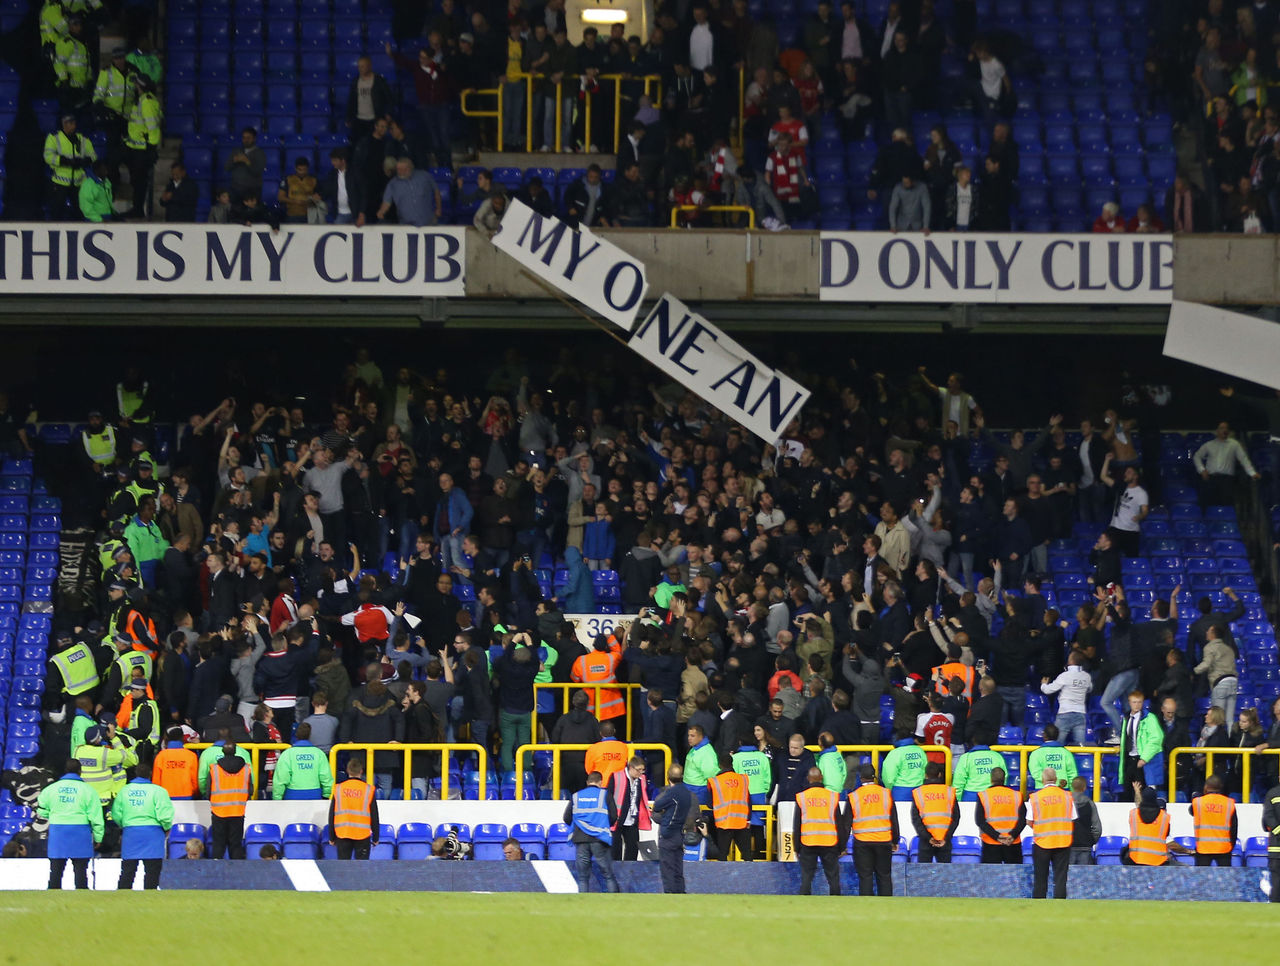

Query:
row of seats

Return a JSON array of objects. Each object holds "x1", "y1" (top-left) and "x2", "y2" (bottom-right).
[
  {"x1": 151, "y1": 820, "x2": 1277, "y2": 866},
  {"x1": 0, "y1": 461, "x2": 56, "y2": 772},
  {"x1": 173, "y1": 820, "x2": 562, "y2": 860}
]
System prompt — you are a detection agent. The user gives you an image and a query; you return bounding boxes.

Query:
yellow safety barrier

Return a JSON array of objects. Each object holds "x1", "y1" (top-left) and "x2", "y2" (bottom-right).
[
  {"x1": 1167, "y1": 746, "x2": 1280, "y2": 804},
  {"x1": 991, "y1": 745, "x2": 1119, "y2": 802},
  {"x1": 532, "y1": 681, "x2": 642, "y2": 741},
  {"x1": 695, "y1": 802, "x2": 775, "y2": 860},
  {"x1": 459, "y1": 87, "x2": 502, "y2": 151},
  {"x1": 805, "y1": 744, "x2": 953, "y2": 785},
  {"x1": 669, "y1": 204, "x2": 756, "y2": 228},
  {"x1": 327, "y1": 743, "x2": 490, "y2": 802},
  {"x1": 469, "y1": 73, "x2": 663, "y2": 154},
  {"x1": 736, "y1": 63, "x2": 745, "y2": 151},
  {"x1": 186, "y1": 742, "x2": 290, "y2": 794},
  {"x1": 512, "y1": 742, "x2": 672, "y2": 800}
]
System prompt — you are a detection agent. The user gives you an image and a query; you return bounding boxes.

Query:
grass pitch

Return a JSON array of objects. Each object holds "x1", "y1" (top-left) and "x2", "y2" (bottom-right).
[{"x1": 3, "y1": 893, "x2": 1278, "y2": 964}]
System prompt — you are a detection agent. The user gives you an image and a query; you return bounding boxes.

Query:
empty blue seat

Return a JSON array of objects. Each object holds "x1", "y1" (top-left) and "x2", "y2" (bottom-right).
[
  {"x1": 397, "y1": 822, "x2": 433, "y2": 860},
  {"x1": 282, "y1": 823, "x2": 320, "y2": 858},
  {"x1": 1096, "y1": 835, "x2": 1126, "y2": 865},
  {"x1": 547, "y1": 823, "x2": 574, "y2": 861}
]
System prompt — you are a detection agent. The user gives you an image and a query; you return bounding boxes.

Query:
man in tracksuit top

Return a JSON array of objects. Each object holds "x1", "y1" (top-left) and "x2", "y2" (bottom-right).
[
  {"x1": 564, "y1": 770, "x2": 620, "y2": 893},
  {"x1": 952, "y1": 744, "x2": 1008, "y2": 801},
  {"x1": 111, "y1": 769, "x2": 174, "y2": 889},
  {"x1": 881, "y1": 729, "x2": 928, "y2": 802},
  {"x1": 271, "y1": 722, "x2": 335, "y2": 800},
  {"x1": 651, "y1": 764, "x2": 695, "y2": 894}
]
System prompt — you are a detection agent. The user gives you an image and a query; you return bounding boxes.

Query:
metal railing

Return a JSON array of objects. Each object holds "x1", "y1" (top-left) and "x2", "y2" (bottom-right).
[
  {"x1": 991, "y1": 745, "x2": 1119, "y2": 803},
  {"x1": 187, "y1": 742, "x2": 491, "y2": 801},
  {"x1": 804, "y1": 744, "x2": 953, "y2": 785},
  {"x1": 459, "y1": 87, "x2": 503, "y2": 150},
  {"x1": 1167, "y1": 746, "x2": 1280, "y2": 804},
  {"x1": 460, "y1": 73, "x2": 662, "y2": 154},
  {"x1": 328, "y1": 742, "x2": 490, "y2": 802},
  {"x1": 532, "y1": 681, "x2": 641, "y2": 740},
  {"x1": 697, "y1": 802, "x2": 776, "y2": 860},
  {"x1": 187, "y1": 742, "x2": 289, "y2": 796},
  {"x1": 669, "y1": 204, "x2": 755, "y2": 228},
  {"x1": 511, "y1": 742, "x2": 672, "y2": 800}
]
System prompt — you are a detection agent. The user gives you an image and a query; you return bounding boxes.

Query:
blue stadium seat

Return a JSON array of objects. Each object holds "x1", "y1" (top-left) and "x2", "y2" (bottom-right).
[
  {"x1": 547, "y1": 823, "x2": 574, "y2": 861},
  {"x1": 397, "y1": 823, "x2": 433, "y2": 859},
  {"x1": 1096, "y1": 835, "x2": 1126, "y2": 865},
  {"x1": 951, "y1": 835, "x2": 981, "y2": 863},
  {"x1": 369, "y1": 824, "x2": 396, "y2": 859},
  {"x1": 282, "y1": 822, "x2": 320, "y2": 858},
  {"x1": 512, "y1": 822, "x2": 547, "y2": 859},
  {"x1": 168, "y1": 823, "x2": 208, "y2": 858},
  {"x1": 244, "y1": 823, "x2": 282, "y2": 857}
]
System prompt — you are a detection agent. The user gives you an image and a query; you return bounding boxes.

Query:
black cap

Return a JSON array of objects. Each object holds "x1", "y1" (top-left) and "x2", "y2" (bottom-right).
[
  {"x1": 136, "y1": 460, "x2": 153, "y2": 470},
  {"x1": 129, "y1": 678, "x2": 148, "y2": 690},
  {"x1": 84, "y1": 726, "x2": 102, "y2": 744}
]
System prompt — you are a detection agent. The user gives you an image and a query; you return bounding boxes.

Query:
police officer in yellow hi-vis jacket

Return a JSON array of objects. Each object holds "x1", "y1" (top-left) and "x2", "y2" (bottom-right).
[
  {"x1": 44, "y1": 113, "x2": 96, "y2": 218},
  {"x1": 123, "y1": 74, "x2": 161, "y2": 218}
]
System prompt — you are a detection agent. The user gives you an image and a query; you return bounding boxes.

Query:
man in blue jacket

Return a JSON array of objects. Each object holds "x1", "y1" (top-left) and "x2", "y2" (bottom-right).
[
  {"x1": 651, "y1": 763, "x2": 695, "y2": 894},
  {"x1": 563, "y1": 770, "x2": 621, "y2": 892},
  {"x1": 432, "y1": 472, "x2": 473, "y2": 574}
]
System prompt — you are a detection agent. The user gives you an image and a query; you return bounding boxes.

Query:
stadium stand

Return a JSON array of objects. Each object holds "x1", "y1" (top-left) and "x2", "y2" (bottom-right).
[
  {"x1": 0, "y1": 337, "x2": 1278, "y2": 876},
  {"x1": 0, "y1": 0, "x2": 1266, "y2": 232}
]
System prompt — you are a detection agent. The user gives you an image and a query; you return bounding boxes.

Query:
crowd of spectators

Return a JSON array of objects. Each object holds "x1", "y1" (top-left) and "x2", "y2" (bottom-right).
[
  {"x1": 1148, "y1": 0, "x2": 1280, "y2": 232},
  {"x1": 40, "y1": 345, "x2": 1275, "y2": 816},
  {"x1": 31, "y1": 0, "x2": 1036, "y2": 230}
]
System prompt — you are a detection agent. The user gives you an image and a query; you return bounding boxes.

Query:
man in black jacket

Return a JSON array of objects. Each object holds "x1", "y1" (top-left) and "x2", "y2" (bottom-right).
[
  {"x1": 965, "y1": 675, "x2": 1001, "y2": 745},
  {"x1": 158, "y1": 160, "x2": 198, "y2": 221},
  {"x1": 346, "y1": 56, "x2": 393, "y2": 143},
  {"x1": 318, "y1": 147, "x2": 364, "y2": 225}
]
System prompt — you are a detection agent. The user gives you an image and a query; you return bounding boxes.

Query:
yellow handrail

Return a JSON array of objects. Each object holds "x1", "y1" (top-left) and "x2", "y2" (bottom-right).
[
  {"x1": 1167, "y1": 746, "x2": 1280, "y2": 804},
  {"x1": 327, "y1": 742, "x2": 490, "y2": 802},
  {"x1": 512, "y1": 742, "x2": 672, "y2": 800},
  {"x1": 992, "y1": 745, "x2": 1119, "y2": 802},
  {"x1": 804, "y1": 743, "x2": 952, "y2": 785},
  {"x1": 736, "y1": 63, "x2": 745, "y2": 151},
  {"x1": 459, "y1": 87, "x2": 502, "y2": 152},
  {"x1": 696, "y1": 802, "x2": 775, "y2": 860},
  {"x1": 499, "y1": 72, "x2": 663, "y2": 153},
  {"x1": 532, "y1": 681, "x2": 642, "y2": 740},
  {"x1": 669, "y1": 204, "x2": 756, "y2": 228},
  {"x1": 186, "y1": 742, "x2": 290, "y2": 796}
]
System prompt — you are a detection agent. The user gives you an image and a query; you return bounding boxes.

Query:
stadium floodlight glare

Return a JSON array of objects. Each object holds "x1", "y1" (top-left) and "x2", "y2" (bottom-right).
[
  {"x1": 581, "y1": 9, "x2": 628, "y2": 22},
  {"x1": 566, "y1": 0, "x2": 651, "y2": 42}
]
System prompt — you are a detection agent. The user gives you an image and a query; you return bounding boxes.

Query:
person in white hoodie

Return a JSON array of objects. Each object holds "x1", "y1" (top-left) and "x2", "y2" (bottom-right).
[{"x1": 1041, "y1": 650, "x2": 1092, "y2": 746}]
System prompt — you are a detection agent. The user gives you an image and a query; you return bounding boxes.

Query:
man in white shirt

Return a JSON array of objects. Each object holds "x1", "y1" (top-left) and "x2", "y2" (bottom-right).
[
  {"x1": 949, "y1": 164, "x2": 974, "y2": 229},
  {"x1": 1099, "y1": 456, "x2": 1148, "y2": 557},
  {"x1": 1193, "y1": 420, "x2": 1260, "y2": 508},
  {"x1": 1040, "y1": 652, "x2": 1092, "y2": 745},
  {"x1": 880, "y1": 0, "x2": 901, "y2": 58},
  {"x1": 688, "y1": 4, "x2": 715, "y2": 72},
  {"x1": 840, "y1": 1, "x2": 864, "y2": 60},
  {"x1": 322, "y1": 147, "x2": 359, "y2": 225}
]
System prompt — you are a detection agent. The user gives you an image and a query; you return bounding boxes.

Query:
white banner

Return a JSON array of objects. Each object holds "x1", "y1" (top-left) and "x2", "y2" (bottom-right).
[
  {"x1": 631, "y1": 294, "x2": 810, "y2": 442},
  {"x1": 491, "y1": 199, "x2": 648, "y2": 331},
  {"x1": 1164, "y1": 300, "x2": 1280, "y2": 392},
  {"x1": 0, "y1": 223, "x2": 466, "y2": 296},
  {"x1": 563, "y1": 613, "x2": 638, "y2": 647},
  {"x1": 819, "y1": 232, "x2": 1174, "y2": 304}
]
